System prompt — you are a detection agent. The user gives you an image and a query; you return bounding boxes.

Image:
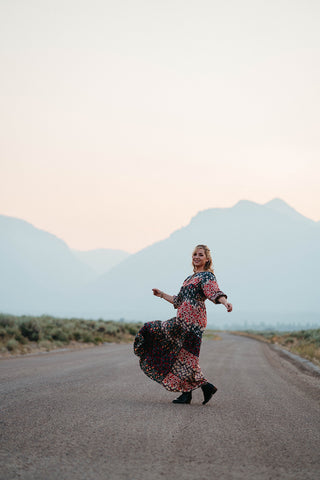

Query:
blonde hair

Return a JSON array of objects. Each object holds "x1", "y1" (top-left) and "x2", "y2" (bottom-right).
[{"x1": 192, "y1": 244, "x2": 214, "y2": 273}]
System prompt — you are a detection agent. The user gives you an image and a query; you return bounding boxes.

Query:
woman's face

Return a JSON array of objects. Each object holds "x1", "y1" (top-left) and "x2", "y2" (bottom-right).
[{"x1": 192, "y1": 248, "x2": 207, "y2": 271}]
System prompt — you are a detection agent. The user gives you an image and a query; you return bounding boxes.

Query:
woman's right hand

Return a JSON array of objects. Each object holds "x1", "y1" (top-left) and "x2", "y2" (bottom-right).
[{"x1": 152, "y1": 288, "x2": 163, "y2": 297}]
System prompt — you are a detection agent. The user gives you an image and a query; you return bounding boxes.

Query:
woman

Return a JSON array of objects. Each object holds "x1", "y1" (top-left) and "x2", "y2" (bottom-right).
[{"x1": 134, "y1": 245, "x2": 232, "y2": 405}]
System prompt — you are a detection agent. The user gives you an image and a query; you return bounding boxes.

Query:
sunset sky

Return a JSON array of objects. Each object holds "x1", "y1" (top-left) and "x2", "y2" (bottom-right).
[{"x1": 1, "y1": 0, "x2": 319, "y2": 253}]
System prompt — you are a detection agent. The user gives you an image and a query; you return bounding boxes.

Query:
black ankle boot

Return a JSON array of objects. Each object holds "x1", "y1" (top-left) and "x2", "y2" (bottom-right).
[
  {"x1": 172, "y1": 391, "x2": 192, "y2": 404},
  {"x1": 201, "y1": 383, "x2": 217, "y2": 405}
]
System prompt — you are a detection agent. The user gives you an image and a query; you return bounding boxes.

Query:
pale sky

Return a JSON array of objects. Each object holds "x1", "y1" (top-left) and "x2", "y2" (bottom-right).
[{"x1": 1, "y1": 0, "x2": 319, "y2": 253}]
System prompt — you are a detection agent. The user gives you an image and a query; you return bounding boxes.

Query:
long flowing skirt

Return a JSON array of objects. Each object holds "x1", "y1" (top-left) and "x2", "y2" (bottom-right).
[{"x1": 133, "y1": 317, "x2": 207, "y2": 392}]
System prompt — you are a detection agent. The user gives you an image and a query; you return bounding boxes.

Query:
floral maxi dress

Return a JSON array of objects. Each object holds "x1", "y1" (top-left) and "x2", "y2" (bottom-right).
[{"x1": 134, "y1": 271, "x2": 227, "y2": 392}]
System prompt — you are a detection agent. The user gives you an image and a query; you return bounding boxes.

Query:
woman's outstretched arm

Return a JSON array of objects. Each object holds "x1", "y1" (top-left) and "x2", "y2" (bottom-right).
[{"x1": 152, "y1": 288, "x2": 174, "y2": 305}]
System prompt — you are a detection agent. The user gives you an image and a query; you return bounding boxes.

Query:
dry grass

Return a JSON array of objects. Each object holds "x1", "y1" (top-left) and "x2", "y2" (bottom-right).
[
  {"x1": 290, "y1": 343, "x2": 320, "y2": 365},
  {"x1": 203, "y1": 330, "x2": 222, "y2": 341},
  {"x1": 232, "y1": 329, "x2": 320, "y2": 366}
]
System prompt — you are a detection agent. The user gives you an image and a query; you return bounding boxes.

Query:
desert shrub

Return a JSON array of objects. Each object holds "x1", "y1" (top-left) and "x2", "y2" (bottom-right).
[
  {"x1": 104, "y1": 323, "x2": 120, "y2": 335},
  {"x1": 40, "y1": 315, "x2": 55, "y2": 322},
  {"x1": 301, "y1": 331, "x2": 312, "y2": 340},
  {"x1": 97, "y1": 324, "x2": 107, "y2": 333},
  {"x1": 284, "y1": 337, "x2": 295, "y2": 344},
  {"x1": 19, "y1": 319, "x2": 41, "y2": 342},
  {"x1": 126, "y1": 323, "x2": 140, "y2": 336},
  {"x1": 72, "y1": 330, "x2": 82, "y2": 341},
  {"x1": 86, "y1": 321, "x2": 97, "y2": 330},
  {"x1": 6, "y1": 339, "x2": 19, "y2": 352},
  {"x1": 0, "y1": 314, "x2": 16, "y2": 328},
  {"x1": 309, "y1": 331, "x2": 320, "y2": 345},
  {"x1": 82, "y1": 333, "x2": 94, "y2": 343},
  {"x1": 0, "y1": 327, "x2": 7, "y2": 339},
  {"x1": 289, "y1": 329, "x2": 320, "y2": 345},
  {"x1": 6, "y1": 326, "x2": 20, "y2": 337},
  {"x1": 14, "y1": 331, "x2": 28, "y2": 344},
  {"x1": 50, "y1": 328, "x2": 69, "y2": 343},
  {"x1": 93, "y1": 336, "x2": 104, "y2": 345}
]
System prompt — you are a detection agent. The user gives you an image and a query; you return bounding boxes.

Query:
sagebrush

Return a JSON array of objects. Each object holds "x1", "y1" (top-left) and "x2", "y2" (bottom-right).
[{"x1": 0, "y1": 313, "x2": 142, "y2": 354}]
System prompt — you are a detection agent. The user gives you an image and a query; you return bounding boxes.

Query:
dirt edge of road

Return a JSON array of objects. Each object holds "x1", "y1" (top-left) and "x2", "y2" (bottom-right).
[{"x1": 270, "y1": 343, "x2": 320, "y2": 377}]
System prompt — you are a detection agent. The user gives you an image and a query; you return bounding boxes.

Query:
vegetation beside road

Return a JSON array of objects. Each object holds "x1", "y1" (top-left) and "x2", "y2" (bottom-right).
[
  {"x1": 0, "y1": 312, "x2": 224, "y2": 357},
  {"x1": 203, "y1": 331, "x2": 222, "y2": 341},
  {"x1": 2, "y1": 312, "x2": 318, "y2": 367},
  {"x1": 0, "y1": 313, "x2": 143, "y2": 356},
  {"x1": 234, "y1": 329, "x2": 320, "y2": 366}
]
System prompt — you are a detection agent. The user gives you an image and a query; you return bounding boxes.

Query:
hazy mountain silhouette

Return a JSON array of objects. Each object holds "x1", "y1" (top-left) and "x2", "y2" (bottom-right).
[
  {"x1": 0, "y1": 215, "x2": 96, "y2": 314},
  {"x1": 72, "y1": 249, "x2": 130, "y2": 275},
  {"x1": 1, "y1": 200, "x2": 319, "y2": 329},
  {"x1": 72, "y1": 199, "x2": 320, "y2": 329},
  {"x1": 264, "y1": 198, "x2": 315, "y2": 225}
]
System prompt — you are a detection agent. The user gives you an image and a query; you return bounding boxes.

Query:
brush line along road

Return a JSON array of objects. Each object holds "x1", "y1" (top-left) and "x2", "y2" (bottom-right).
[{"x1": 1, "y1": 333, "x2": 320, "y2": 480}]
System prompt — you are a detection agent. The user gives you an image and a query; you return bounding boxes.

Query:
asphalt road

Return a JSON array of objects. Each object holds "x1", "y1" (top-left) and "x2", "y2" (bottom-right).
[{"x1": 1, "y1": 333, "x2": 320, "y2": 480}]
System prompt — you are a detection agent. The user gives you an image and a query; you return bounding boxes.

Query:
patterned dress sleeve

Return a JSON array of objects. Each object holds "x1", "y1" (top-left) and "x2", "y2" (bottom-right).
[
  {"x1": 201, "y1": 272, "x2": 227, "y2": 304},
  {"x1": 173, "y1": 288, "x2": 183, "y2": 309}
]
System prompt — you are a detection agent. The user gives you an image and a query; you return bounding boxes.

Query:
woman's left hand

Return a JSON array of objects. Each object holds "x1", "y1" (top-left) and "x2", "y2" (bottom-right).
[{"x1": 225, "y1": 302, "x2": 233, "y2": 312}]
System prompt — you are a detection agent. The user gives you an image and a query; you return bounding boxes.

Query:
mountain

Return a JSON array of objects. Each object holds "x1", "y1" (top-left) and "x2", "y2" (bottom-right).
[
  {"x1": 0, "y1": 215, "x2": 96, "y2": 314},
  {"x1": 1, "y1": 200, "x2": 319, "y2": 329},
  {"x1": 264, "y1": 198, "x2": 314, "y2": 225},
  {"x1": 71, "y1": 199, "x2": 320, "y2": 329},
  {"x1": 72, "y1": 248, "x2": 130, "y2": 275}
]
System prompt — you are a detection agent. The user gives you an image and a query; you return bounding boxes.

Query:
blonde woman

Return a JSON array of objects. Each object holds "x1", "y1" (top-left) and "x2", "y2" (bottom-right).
[{"x1": 134, "y1": 245, "x2": 232, "y2": 405}]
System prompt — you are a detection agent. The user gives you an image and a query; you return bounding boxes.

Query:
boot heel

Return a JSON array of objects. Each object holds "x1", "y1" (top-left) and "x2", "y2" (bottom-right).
[
  {"x1": 172, "y1": 392, "x2": 192, "y2": 404},
  {"x1": 201, "y1": 383, "x2": 217, "y2": 405}
]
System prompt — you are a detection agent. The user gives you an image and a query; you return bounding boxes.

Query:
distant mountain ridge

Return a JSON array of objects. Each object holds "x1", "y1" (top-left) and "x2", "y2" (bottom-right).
[
  {"x1": 0, "y1": 215, "x2": 130, "y2": 315},
  {"x1": 264, "y1": 198, "x2": 315, "y2": 224},
  {"x1": 72, "y1": 198, "x2": 319, "y2": 328},
  {"x1": 1, "y1": 200, "x2": 319, "y2": 330},
  {"x1": 72, "y1": 248, "x2": 130, "y2": 275}
]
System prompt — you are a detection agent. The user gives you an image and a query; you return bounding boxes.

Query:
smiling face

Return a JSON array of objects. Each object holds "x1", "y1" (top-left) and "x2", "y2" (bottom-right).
[{"x1": 192, "y1": 248, "x2": 207, "y2": 272}]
